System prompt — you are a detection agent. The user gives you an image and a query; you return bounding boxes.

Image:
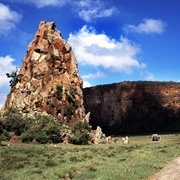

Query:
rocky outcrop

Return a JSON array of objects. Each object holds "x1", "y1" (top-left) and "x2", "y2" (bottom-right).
[
  {"x1": 2, "y1": 21, "x2": 85, "y2": 124},
  {"x1": 83, "y1": 81, "x2": 180, "y2": 134}
]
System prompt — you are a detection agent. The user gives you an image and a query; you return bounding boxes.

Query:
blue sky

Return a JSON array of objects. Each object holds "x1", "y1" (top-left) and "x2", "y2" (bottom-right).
[{"x1": 0, "y1": 0, "x2": 180, "y2": 108}]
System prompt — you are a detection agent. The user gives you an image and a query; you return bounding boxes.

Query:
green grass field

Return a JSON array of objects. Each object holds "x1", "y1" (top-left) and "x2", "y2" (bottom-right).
[{"x1": 0, "y1": 134, "x2": 179, "y2": 180}]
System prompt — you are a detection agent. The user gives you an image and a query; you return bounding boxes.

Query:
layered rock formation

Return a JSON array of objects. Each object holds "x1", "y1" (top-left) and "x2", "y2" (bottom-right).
[
  {"x1": 3, "y1": 21, "x2": 85, "y2": 124},
  {"x1": 83, "y1": 81, "x2": 180, "y2": 134}
]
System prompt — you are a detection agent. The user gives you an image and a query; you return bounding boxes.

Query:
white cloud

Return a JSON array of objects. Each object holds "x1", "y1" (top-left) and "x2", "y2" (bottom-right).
[
  {"x1": 0, "y1": 55, "x2": 17, "y2": 88},
  {"x1": 83, "y1": 80, "x2": 93, "y2": 88},
  {"x1": 5, "y1": 0, "x2": 67, "y2": 8},
  {"x1": 126, "y1": 18, "x2": 166, "y2": 34},
  {"x1": 0, "y1": 3, "x2": 22, "y2": 35},
  {"x1": 141, "y1": 71, "x2": 155, "y2": 81},
  {"x1": 0, "y1": 92, "x2": 6, "y2": 109},
  {"x1": 28, "y1": 0, "x2": 67, "y2": 8},
  {"x1": 82, "y1": 71, "x2": 105, "y2": 79},
  {"x1": 68, "y1": 26, "x2": 145, "y2": 74},
  {"x1": 73, "y1": 0, "x2": 118, "y2": 22},
  {"x1": 4, "y1": 0, "x2": 117, "y2": 22},
  {"x1": 0, "y1": 55, "x2": 17, "y2": 109}
]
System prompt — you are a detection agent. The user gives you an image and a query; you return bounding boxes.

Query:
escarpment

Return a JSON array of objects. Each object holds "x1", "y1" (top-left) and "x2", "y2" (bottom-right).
[
  {"x1": 83, "y1": 81, "x2": 180, "y2": 134},
  {"x1": 2, "y1": 21, "x2": 85, "y2": 124}
]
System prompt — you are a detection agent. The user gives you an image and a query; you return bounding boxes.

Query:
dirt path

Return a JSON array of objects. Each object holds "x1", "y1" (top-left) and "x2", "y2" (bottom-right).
[{"x1": 148, "y1": 156, "x2": 180, "y2": 180}]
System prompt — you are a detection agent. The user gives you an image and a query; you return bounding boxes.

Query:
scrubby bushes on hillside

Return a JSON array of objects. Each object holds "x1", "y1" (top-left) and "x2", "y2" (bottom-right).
[
  {"x1": 1, "y1": 108, "x2": 93, "y2": 145},
  {"x1": 1, "y1": 108, "x2": 63, "y2": 144},
  {"x1": 20, "y1": 115, "x2": 62, "y2": 144},
  {"x1": 0, "y1": 118, "x2": 10, "y2": 144},
  {"x1": 3, "y1": 108, "x2": 27, "y2": 135}
]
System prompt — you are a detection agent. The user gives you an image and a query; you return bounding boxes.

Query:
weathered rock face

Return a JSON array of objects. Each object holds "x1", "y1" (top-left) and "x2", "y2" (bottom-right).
[
  {"x1": 3, "y1": 21, "x2": 85, "y2": 124},
  {"x1": 83, "y1": 81, "x2": 180, "y2": 134}
]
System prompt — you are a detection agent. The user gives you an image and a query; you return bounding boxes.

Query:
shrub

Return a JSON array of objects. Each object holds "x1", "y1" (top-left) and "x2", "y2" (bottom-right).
[
  {"x1": 21, "y1": 132, "x2": 34, "y2": 143},
  {"x1": 69, "y1": 132, "x2": 91, "y2": 145},
  {"x1": 68, "y1": 121, "x2": 92, "y2": 145},
  {"x1": 3, "y1": 108, "x2": 26, "y2": 135},
  {"x1": 1, "y1": 129, "x2": 11, "y2": 141},
  {"x1": 64, "y1": 105, "x2": 74, "y2": 119},
  {"x1": 45, "y1": 159, "x2": 57, "y2": 167},
  {"x1": 0, "y1": 120, "x2": 4, "y2": 144},
  {"x1": 49, "y1": 134, "x2": 61, "y2": 143},
  {"x1": 72, "y1": 121, "x2": 92, "y2": 132},
  {"x1": 56, "y1": 85, "x2": 63, "y2": 99},
  {"x1": 35, "y1": 132, "x2": 49, "y2": 144}
]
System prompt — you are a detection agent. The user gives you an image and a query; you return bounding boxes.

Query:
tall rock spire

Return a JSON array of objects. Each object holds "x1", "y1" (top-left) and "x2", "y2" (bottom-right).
[{"x1": 2, "y1": 21, "x2": 85, "y2": 124}]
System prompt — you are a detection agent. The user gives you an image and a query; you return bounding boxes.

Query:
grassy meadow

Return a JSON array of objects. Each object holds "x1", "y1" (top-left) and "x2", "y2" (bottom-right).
[{"x1": 0, "y1": 134, "x2": 179, "y2": 180}]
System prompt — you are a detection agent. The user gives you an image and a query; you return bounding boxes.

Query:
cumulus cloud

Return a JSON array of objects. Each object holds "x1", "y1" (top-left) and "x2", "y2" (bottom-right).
[
  {"x1": 0, "y1": 55, "x2": 17, "y2": 109},
  {"x1": 68, "y1": 26, "x2": 145, "y2": 74},
  {"x1": 0, "y1": 3, "x2": 22, "y2": 35},
  {"x1": 82, "y1": 71, "x2": 105, "y2": 79},
  {"x1": 4, "y1": 0, "x2": 117, "y2": 22},
  {"x1": 125, "y1": 18, "x2": 166, "y2": 34},
  {"x1": 4, "y1": 0, "x2": 67, "y2": 8},
  {"x1": 83, "y1": 80, "x2": 93, "y2": 88},
  {"x1": 0, "y1": 92, "x2": 6, "y2": 109},
  {"x1": 141, "y1": 71, "x2": 155, "y2": 81},
  {"x1": 28, "y1": 0, "x2": 67, "y2": 8},
  {"x1": 0, "y1": 55, "x2": 17, "y2": 87},
  {"x1": 73, "y1": 0, "x2": 118, "y2": 22}
]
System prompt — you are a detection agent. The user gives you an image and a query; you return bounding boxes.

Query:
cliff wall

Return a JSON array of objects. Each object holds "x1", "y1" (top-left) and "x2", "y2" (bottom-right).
[{"x1": 83, "y1": 81, "x2": 180, "y2": 134}]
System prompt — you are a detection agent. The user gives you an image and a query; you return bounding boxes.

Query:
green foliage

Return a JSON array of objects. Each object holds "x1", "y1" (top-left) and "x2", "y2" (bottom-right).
[
  {"x1": 3, "y1": 107, "x2": 26, "y2": 135},
  {"x1": 1, "y1": 129, "x2": 11, "y2": 141},
  {"x1": 2, "y1": 108, "x2": 63, "y2": 144},
  {"x1": 68, "y1": 132, "x2": 91, "y2": 145},
  {"x1": 66, "y1": 88, "x2": 78, "y2": 110},
  {"x1": 0, "y1": 120, "x2": 3, "y2": 135},
  {"x1": 64, "y1": 105, "x2": 74, "y2": 119},
  {"x1": 0, "y1": 119, "x2": 10, "y2": 143},
  {"x1": 44, "y1": 125, "x2": 62, "y2": 143},
  {"x1": 56, "y1": 85, "x2": 63, "y2": 99},
  {"x1": 45, "y1": 159, "x2": 57, "y2": 167},
  {"x1": 20, "y1": 132, "x2": 34, "y2": 143},
  {"x1": 68, "y1": 121, "x2": 92, "y2": 145},
  {"x1": 72, "y1": 121, "x2": 92, "y2": 132},
  {"x1": 35, "y1": 132, "x2": 49, "y2": 144},
  {"x1": 6, "y1": 67, "x2": 19, "y2": 87},
  {"x1": 21, "y1": 115, "x2": 62, "y2": 144},
  {"x1": 66, "y1": 93, "x2": 74, "y2": 104}
]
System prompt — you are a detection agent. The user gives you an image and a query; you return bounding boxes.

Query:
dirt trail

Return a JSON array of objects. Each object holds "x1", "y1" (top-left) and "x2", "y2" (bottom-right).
[{"x1": 148, "y1": 156, "x2": 180, "y2": 180}]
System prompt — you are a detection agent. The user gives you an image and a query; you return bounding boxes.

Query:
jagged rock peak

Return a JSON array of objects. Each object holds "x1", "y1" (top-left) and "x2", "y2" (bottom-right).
[{"x1": 2, "y1": 20, "x2": 85, "y2": 124}]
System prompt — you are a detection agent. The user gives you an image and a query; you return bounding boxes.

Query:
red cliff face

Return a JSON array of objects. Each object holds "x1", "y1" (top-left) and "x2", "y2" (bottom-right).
[
  {"x1": 83, "y1": 81, "x2": 180, "y2": 134},
  {"x1": 2, "y1": 21, "x2": 85, "y2": 124}
]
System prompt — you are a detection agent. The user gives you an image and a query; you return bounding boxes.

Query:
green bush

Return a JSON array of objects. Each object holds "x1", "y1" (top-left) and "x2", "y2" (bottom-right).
[
  {"x1": 56, "y1": 85, "x2": 63, "y2": 99},
  {"x1": 3, "y1": 108, "x2": 26, "y2": 135},
  {"x1": 35, "y1": 132, "x2": 49, "y2": 144},
  {"x1": 72, "y1": 121, "x2": 92, "y2": 132},
  {"x1": 0, "y1": 120, "x2": 3, "y2": 143},
  {"x1": 20, "y1": 132, "x2": 34, "y2": 143},
  {"x1": 1, "y1": 129, "x2": 11, "y2": 141},
  {"x1": 68, "y1": 132, "x2": 91, "y2": 145},
  {"x1": 1, "y1": 109, "x2": 65, "y2": 144},
  {"x1": 64, "y1": 105, "x2": 74, "y2": 119},
  {"x1": 49, "y1": 134, "x2": 61, "y2": 143},
  {"x1": 45, "y1": 125, "x2": 62, "y2": 143},
  {"x1": 68, "y1": 121, "x2": 92, "y2": 145}
]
